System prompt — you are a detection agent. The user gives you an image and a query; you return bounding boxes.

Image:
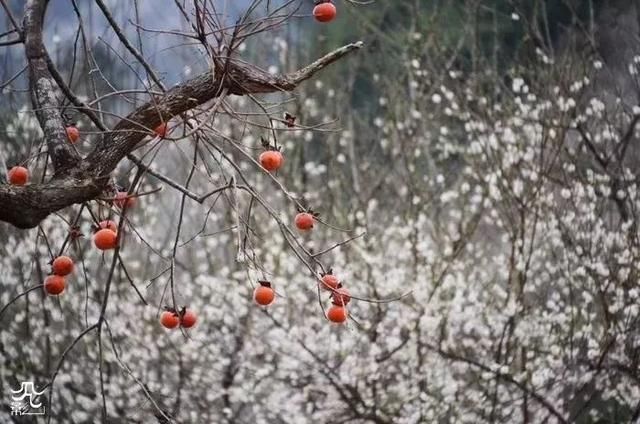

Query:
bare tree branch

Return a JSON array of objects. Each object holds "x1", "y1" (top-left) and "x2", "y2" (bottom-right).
[
  {"x1": 23, "y1": 0, "x2": 80, "y2": 171},
  {"x1": 0, "y1": 0, "x2": 364, "y2": 229}
]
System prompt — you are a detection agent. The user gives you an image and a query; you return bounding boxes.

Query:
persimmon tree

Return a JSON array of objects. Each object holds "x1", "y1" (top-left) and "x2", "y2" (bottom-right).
[
  {"x1": 1, "y1": 0, "x2": 362, "y2": 228},
  {"x1": 0, "y1": 0, "x2": 379, "y2": 422}
]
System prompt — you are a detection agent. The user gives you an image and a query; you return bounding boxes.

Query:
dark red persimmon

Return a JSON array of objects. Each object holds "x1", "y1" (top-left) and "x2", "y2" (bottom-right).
[
  {"x1": 154, "y1": 122, "x2": 168, "y2": 138},
  {"x1": 313, "y1": 1, "x2": 337, "y2": 23},
  {"x1": 254, "y1": 282, "x2": 275, "y2": 306},
  {"x1": 8, "y1": 166, "x2": 29, "y2": 185},
  {"x1": 181, "y1": 309, "x2": 197, "y2": 328},
  {"x1": 326, "y1": 305, "x2": 348, "y2": 323},
  {"x1": 52, "y1": 256, "x2": 74, "y2": 276},
  {"x1": 44, "y1": 275, "x2": 66, "y2": 295},
  {"x1": 295, "y1": 212, "x2": 315, "y2": 231},
  {"x1": 259, "y1": 150, "x2": 284, "y2": 172},
  {"x1": 321, "y1": 273, "x2": 339, "y2": 291},
  {"x1": 66, "y1": 126, "x2": 80, "y2": 143},
  {"x1": 94, "y1": 229, "x2": 118, "y2": 250},
  {"x1": 332, "y1": 287, "x2": 351, "y2": 306},
  {"x1": 160, "y1": 311, "x2": 180, "y2": 329}
]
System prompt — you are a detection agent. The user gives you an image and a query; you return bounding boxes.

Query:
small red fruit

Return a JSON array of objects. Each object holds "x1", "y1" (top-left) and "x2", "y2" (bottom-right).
[
  {"x1": 313, "y1": 1, "x2": 337, "y2": 23},
  {"x1": 160, "y1": 311, "x2": 180, "y2": 329},
  {"x1": 326, "y1": 305, "x2": 348, "y2": 323},
  {"x1": 259, "y1": 150, "x2": 284, "y2": 172},
  {"x1": 94, "y1": 229, "x2": 118, "y2": 250},
  {"x1": 52, "y1": 256, "x2": 74, "y2": 276},
  {"x1": 332, "y1": 287, "x2": 351, "y2": 306},
  {"x1": 181, "y1": 309, "x2": 197, "y2": 328},
  {"x1": 254, "y1": 281, "x2": 275, "y2": 306},
  {"x1": 154, "y1": 122, "x2": 168, "y2": 138},
  {"x1": 66, "y1": 126, "x2": 80, "y2": 143},
  {"x1": 8, "y1": 166, "x2": 29, "y2": 185},
  {"x1": 320, "y1": 273, "x2": 339, "y2": 291},
  {"x1": 98, "y1": 220, "x2": 118, "y2": 232},
  {"x1": 295, "y1": 212, "x2": 315, "y2": 231},
  {"x1": 114, "y1": 191, "x2": 136, "y2": 209},
  {"x1": 44, "y1": 275, "x2": 65, "y2": 295}
]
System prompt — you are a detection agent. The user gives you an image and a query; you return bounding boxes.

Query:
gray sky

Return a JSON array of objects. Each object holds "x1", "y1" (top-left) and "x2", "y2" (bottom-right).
[{"x1": 2, "y1": 0, "x2": 292, "y2": 88}]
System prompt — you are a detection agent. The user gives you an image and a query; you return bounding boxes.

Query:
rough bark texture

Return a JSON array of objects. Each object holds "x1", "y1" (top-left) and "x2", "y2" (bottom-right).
[
  {"x1": 0, "y1": 0, "x2": 363, "y2": 229},
  {"x1": 24, "y1": 0, "x2": 80, "y2": 172},
  {"x1": 0, "y1": 177, "x2": 103, "y2": 229}
]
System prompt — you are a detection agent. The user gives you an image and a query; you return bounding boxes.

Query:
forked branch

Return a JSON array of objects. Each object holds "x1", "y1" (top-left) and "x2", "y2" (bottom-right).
[{"x1": 0, "y1": 0, "x2": 363, "y2": 229}]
